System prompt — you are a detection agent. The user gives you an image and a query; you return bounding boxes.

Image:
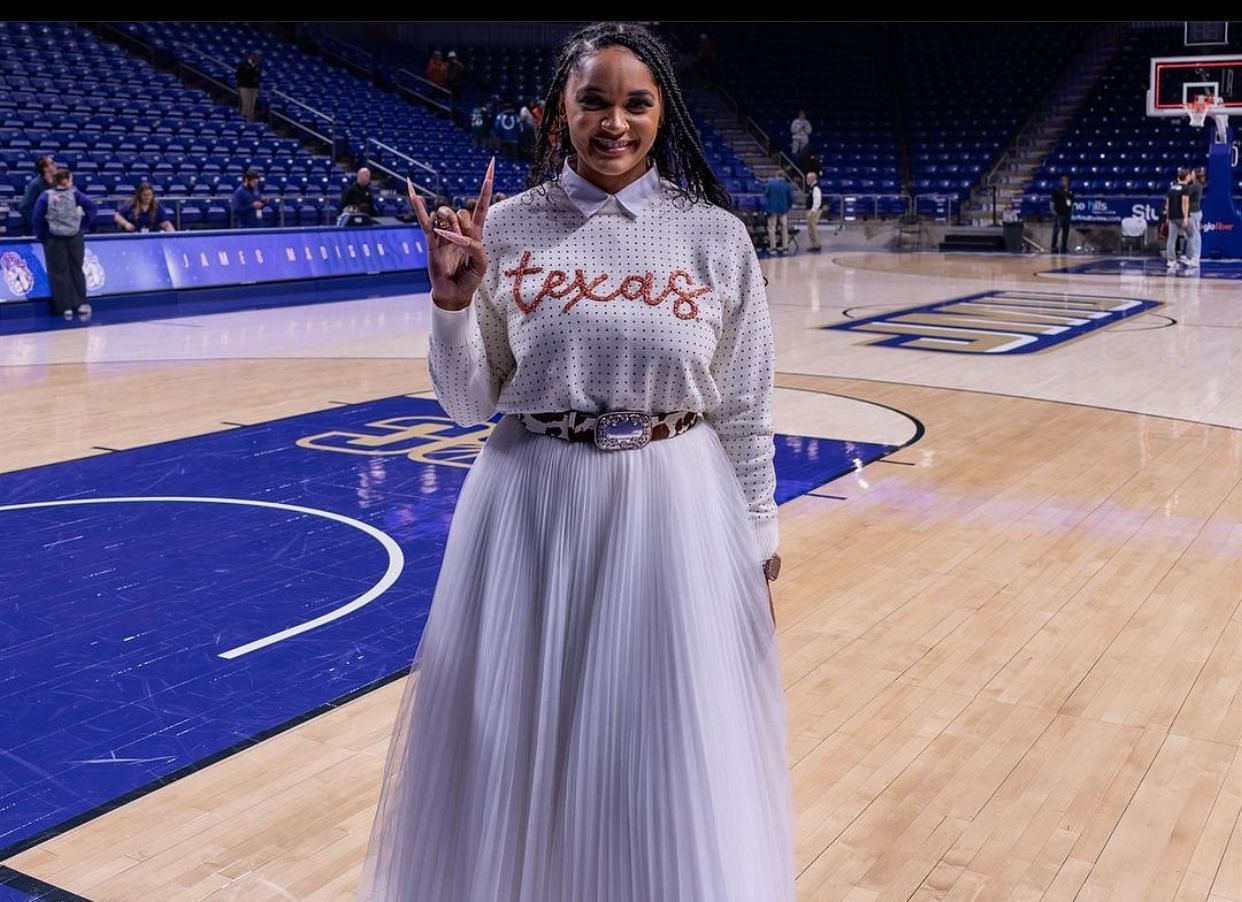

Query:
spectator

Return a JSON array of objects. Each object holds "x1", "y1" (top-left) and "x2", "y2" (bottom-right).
[
  {"x1": 764, "y1": 169, "x2": 794, "y2": 254},
  {"x1": 445, "y1": 50, "x2": 466, "y2": 96},
  {"x1": 33, "y1": 168, "x2": 97, "y2": 319},
  {"x1": 1165, "y1": 168, "x2": 1192, "y2": 272},
  {"x1": 494, "y1": 102, "x2": 522, "y2": 160},
  {"x1": 519, "y1": 99, "x2": 538, "y2": 160},
  {"x1": 486, "y1": 95, "x2": 502, "y2": 150},
  {"x1": 426, "y1": 50, "x2": 448, "y2": 89},
  {"x1": 790, "y1": 110, "x2": 811, "y2": 161},
  {"x1": 237, "y1": 50, "x2": 261, "y2": 122},
  {"x1": 1050, "y1": 175, "x2": 1073, "y2": 254},
  {"x1": 19, "y1": 155, "x2": 57, "y2": 236},
  {"x1": 339, "y1": 167, "x2": 378, "y2": 216},
  {"x1": 531, "y1": 100, "x2": 545, "y2": 132},
  {"x1": 231, "y1": 170, "x2": 268, "y2": 228},
  {"x1": 804, "y1": 170, "x2": 823, "y2": 253},
  {"x1": 470, "y1": 102, "x2": 491, "y2": 147},
  {"x1": 113, "y1": 183, "x2": 174, "y2": 233}
]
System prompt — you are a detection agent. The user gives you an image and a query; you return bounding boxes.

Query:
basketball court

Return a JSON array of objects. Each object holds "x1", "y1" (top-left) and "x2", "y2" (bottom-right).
[
  {"x1": 0, "y1": 244, "x2": 1239, "y2": 899},
  {"x1": 2, "y1": 23, "x2": 1242, "y2": 902}
]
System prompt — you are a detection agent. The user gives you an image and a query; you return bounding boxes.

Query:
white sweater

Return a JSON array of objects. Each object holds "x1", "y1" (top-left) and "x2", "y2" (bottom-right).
[{"x1": 428, "y1": 163, "x2": 778, "y2": 561}]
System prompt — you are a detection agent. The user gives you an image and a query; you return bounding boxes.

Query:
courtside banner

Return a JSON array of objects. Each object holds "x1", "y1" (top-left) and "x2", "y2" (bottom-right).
[{"x1": 0, "y1": 226, "x2": 428, "y2": 302}]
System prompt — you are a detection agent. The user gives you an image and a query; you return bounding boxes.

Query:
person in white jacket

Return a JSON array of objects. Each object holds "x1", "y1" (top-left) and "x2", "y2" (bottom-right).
[{"x1": 790, "y1": 109, "x2": 812, "y2": 160}]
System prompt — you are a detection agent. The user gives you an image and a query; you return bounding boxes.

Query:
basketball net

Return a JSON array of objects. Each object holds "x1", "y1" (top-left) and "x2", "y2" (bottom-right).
[
  {"x1": 1185, "y1": 95, "x2": 1232, "y2": 142},
  {"x1": 1185, "y1": 95, "x2": 1217, "y2": 128}
]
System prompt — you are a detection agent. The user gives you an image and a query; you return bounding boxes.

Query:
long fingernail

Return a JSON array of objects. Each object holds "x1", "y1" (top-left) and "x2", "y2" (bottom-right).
[
  {"x1": 433, "y1": 228, "x2": 471, "y2": 247},
  {"x1": 488, "y1": 157, "x2": 495, "y2": 177}
]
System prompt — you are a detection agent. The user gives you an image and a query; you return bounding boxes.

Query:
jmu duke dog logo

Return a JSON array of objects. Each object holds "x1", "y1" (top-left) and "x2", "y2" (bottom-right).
[{"x1": 828, "y1": 291, "x2": 1161, "y2": 354}]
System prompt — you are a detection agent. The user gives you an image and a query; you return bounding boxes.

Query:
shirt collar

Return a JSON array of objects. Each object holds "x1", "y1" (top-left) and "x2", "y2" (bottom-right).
[{"x1": 559, "y1": 158, "x2": 661, "y2": 220}]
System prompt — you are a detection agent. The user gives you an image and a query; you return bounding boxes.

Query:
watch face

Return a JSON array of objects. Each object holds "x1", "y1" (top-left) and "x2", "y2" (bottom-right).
[{"x1": 765, "y1": 554, "x2": 782, "y2": 581}]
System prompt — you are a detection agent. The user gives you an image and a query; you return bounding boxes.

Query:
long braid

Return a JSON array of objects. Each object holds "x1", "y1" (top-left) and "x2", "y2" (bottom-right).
[{"x1": 529, "y1": 22, "x2": 731, "y2": 209}]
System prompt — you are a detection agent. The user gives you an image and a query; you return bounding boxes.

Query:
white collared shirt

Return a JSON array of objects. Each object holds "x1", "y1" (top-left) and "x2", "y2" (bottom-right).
[{"x1": 558, "y1": 158, "x2": 662, "y2": 220}]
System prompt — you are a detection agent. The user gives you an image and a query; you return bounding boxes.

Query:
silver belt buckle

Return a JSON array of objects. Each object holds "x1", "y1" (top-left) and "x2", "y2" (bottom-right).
[{"x1": 594, "y1": 411, "x2": 652, "y2": 451}]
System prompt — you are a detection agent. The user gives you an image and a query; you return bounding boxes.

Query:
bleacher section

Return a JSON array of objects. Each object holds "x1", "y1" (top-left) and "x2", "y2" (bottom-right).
[
  {"x1": 1023, "y1": 24, "x2": 1242, "y2": 218},
  {"x1": 0, "y1": 21, "x2": 347, "y2": 234},
  {"x1": 3, "y1": 20, "x2": 1235, "y2": 242},
  {"x1": 301, "y1": 32, "x2": 764, "y2": 208},
  {"x1": 687, "y1": 23, "x2": 904, "y2": 218},
  {"x1": 901, "y1": 23, "x2": 1090, "y2": 208},
  {"x1": 120, "y1": 22, "x2": 531, "y2": 201}
]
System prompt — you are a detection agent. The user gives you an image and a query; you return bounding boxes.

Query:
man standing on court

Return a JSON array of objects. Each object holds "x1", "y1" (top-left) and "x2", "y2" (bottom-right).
[
  {"x1": 804, "y1": 170, "x2": 823, "y2": 252},
  {"x1": 1182, "y1": 165, "x2": 1203, "y2": 268},
  {"x1": 1050, "y1": 175, "x2": 1073, "y2": 254},
  {"x1": 1165, "y1": 168, "x2": 1191, "y2": 272},
  {"x1": 237, "y1": 51, "x2": 261, "y2": 122},
  {"x1": 765, "y1": 169, "x2": 794, "y2": 254}
]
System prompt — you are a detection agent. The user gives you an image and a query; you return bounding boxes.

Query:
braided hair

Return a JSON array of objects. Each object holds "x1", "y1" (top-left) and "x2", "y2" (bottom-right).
[{"x1": 529, "y1": 22, "x2": 730, "y2": 209}]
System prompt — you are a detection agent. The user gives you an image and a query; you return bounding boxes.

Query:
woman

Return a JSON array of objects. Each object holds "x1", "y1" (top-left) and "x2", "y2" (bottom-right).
[
  {"x1": 359, "y1": 22, "x2": 793, "y2": 901},
  {"x1": 113, "y1": 183, "x2": 174, "y2": 233}
]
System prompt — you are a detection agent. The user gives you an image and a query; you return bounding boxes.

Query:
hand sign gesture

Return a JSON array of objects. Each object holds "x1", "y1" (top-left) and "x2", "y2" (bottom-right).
[{"x1": 408, "y1": 157, "x2": 495, "y2": 312}]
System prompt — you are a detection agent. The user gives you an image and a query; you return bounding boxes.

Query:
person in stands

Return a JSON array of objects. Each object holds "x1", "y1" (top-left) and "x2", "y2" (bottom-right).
[
  {"x1": 231, "y1": 169, "x2": 268, "y2": 228},
  {"x1": 113, "y1": 183, "x2": 175, "y2": 233},
  {"x1": 19, "y1": 154, "x2": 57, "y2": 236}
]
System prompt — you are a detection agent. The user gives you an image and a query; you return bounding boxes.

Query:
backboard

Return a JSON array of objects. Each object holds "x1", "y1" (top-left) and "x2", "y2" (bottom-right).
[{"x1": 1147, "y1": 54, "x2": 1242, "y2": 117}]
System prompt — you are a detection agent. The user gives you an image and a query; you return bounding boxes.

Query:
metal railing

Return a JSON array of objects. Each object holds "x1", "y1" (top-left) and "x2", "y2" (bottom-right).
[
  {"x1": 270, "y1": 90, "x2": 334, "y2": 128},
  {"x1": 739, "y1": 192, "x2": 922, "y2": 226},
  {"x1": 79, "y1": 191, "x2": 415, "y2": 231},
  {"x1": 396, "y1": 67, "x2": 452, "y2": 100},
  {"x1": 172, "y1": 42, "x2": 238, "y2": 100},
  {"x1": 393, "y1": 68, "x2": 453, "y2": 117},
  {"x1": 365, "y1": 138, "x2": 442, "y2": 198},
  {"x1": 268, "y1": 90, "x2": 337, "y2": 146}
]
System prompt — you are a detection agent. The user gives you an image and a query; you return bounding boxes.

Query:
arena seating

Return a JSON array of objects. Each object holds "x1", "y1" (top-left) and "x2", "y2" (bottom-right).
[
  {"x1": 900, "y1": 23, "x2": 1089, "y2": 204},
  {"x1": 678, "y1": 23, "x2": 903, "y2": 217},
  {"x1": 120, "y1": 22, "x2": 535, "y2": 202},
  {"x1": 304, "y1": 31, "x2": 765, "y2": 207},
  {"x1": 1023, "y1": 25, "x2": 1242, "y2": 217},
  {"x1": 4, "y1": 21, "x2": 1237, "y2": 237},
  {"x1": 0, "y1": 21, "x2": 348, "y2": 234}
]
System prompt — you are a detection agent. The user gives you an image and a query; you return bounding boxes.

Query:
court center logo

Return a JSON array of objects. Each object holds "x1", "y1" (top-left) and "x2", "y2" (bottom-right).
[
  {"x1": 298, "y1": 414, "x2": 493, "y2": 468},
  {"x1": 829, "y1": 290, "x2": 1161, "y2": 354}
]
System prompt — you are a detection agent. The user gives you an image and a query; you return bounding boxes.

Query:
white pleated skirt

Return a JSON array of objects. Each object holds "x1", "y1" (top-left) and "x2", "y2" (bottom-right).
[{"x1": 357, "y1": 414, "x2": 795, "y2": 901}]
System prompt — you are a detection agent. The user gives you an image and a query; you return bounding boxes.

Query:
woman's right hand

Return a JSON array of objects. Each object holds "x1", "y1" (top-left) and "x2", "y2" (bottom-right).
[{"x1": 408, "y1": 157, "x2": 494, "y2": 311}]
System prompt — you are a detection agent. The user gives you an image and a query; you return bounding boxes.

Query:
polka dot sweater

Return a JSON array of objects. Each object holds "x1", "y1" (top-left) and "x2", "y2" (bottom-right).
[{"x1": 429, "y1": 168, "x2": 778, "y2": 561}]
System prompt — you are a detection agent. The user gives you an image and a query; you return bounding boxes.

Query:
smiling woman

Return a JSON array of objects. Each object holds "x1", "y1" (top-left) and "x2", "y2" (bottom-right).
[
  {"x1": 530, "y1": 22, "x2": 732, "y2": 207},
  {"x1": 360, "y1": 21, "x2": 794, "y2": 902}
]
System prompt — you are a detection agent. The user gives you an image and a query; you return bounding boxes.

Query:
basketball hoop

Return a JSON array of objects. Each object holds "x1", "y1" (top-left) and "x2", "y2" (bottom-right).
[{"x1": 1185, "y1": 94, "x2": 1219, "y2": 127}]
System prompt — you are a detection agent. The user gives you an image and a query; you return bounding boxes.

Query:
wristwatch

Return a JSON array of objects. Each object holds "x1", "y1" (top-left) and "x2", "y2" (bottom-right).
[{"x1": 763, "y1": 553, "x2": 782, "y2": 582}]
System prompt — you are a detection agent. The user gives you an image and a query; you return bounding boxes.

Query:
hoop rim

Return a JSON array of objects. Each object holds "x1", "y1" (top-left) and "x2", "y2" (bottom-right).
[{"x1": 1185, "y1": 94, "x2": 1221, "y2": 127}]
